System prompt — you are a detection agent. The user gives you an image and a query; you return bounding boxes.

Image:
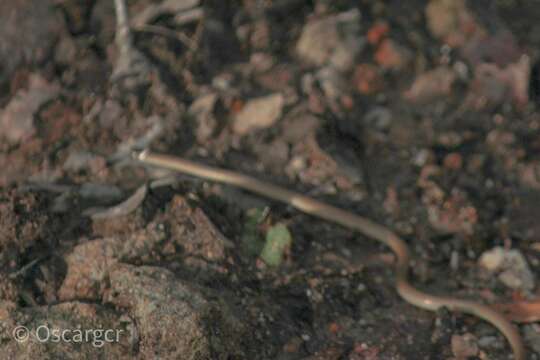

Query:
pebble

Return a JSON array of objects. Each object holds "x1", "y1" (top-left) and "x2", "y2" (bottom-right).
[
  {"x1": 404, "y1": 66, "x2": 456, "y2": 103},
  {"x1": 353, "y1": 63, "x2": 384, "y2": 95},
  {"x1": 296, "y1": 9, "x2": 363, "y2": 71},
  {"x1": 232, "y1": 93, "x2": 284, "y2": 135},
  {"x1": 443, "y1": 153, "x2": 463, "y2": 170},
  {"x1": 478, "y1": 246, "x2": 535, "y2": 291},
  {"x1": 374, "y1": 39, "x2": 412, "y2": 70},
  {"x1": 425, "y1": 0, "x2": 475, "y2": 47},
  {"x1": 451, "y1": 333, "x2": 478, "y2": 358}
]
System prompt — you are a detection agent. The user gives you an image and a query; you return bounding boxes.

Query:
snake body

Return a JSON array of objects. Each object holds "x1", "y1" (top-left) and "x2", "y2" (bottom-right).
[{"x1": 135, "y1": 150, "x2": 525, "y2": 359}]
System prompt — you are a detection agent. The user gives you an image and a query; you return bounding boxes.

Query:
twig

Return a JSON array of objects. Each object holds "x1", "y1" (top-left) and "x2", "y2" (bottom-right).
[
  {"x1": 9, "y1": 256, "x2": 47, "y2": 280},
  {"x1": 112, "y1": 0, "x2": 152, "y2": 90}
]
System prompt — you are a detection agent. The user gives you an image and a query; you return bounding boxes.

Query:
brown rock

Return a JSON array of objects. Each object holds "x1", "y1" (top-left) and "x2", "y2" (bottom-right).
[
  {"x1": 232, "y1": 93, "x2": 284, "y2": 135},
  {"x1": 0, "y1": 74, "x2": 60, "y2": 145},
  {"x1": 451, "y1": 333, "x2": 478, "y2": 359},
  {"x1": 168, "y1": 195, "x2": 231, "y2": 262},
  {"x1": 296, "y1": 9, "x2": 363, "y2": 71},
  {"x1": 0, "y1": 301, "x2": 133, "y2": 358},
  {"x1": 104, "y1": 264, "x2": 245, "y2": 359},
  {"x1": 466, "y1": 56, "x2": 530, "y2": 109},
  {"x1": 404, "y1": 66, "x2": 456, "y2": 103},
  {"x1": 425, "y1": 0, "x2": 480, "y2": 47},
  {"x1": 58, "y1": 239, "x2": 116, "y2": 301}
]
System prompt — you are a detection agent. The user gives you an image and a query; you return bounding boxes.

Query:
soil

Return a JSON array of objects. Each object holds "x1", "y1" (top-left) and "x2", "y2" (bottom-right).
[{"x1": 1, "y1": 0, "x2": 540, "y2": 359}]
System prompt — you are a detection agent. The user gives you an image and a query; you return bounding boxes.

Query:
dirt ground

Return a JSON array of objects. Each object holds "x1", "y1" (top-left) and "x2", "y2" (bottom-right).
[{"x1": 1, "y1": 0, "x2": 540, "y2": 359}]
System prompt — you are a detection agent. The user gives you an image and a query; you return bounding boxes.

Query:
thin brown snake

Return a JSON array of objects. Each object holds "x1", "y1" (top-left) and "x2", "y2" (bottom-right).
[{"x1": 135, "y1": 150, "x2": 525, "y2": 360}]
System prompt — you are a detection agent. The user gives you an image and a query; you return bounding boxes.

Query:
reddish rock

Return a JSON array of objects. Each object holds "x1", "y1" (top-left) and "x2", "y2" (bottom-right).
[
  {"x1": 443, "y1": 152, "x2": 463, "y2": 170},
  {"x1": 374, "y1": 39, "x2": 411, "y2": 70},
  {"x1": 353, "y1": 63, "x2": 384, "y2": 94},
  {"x1": 367, "y1": 21, "x2": 389, "y2": 45}
]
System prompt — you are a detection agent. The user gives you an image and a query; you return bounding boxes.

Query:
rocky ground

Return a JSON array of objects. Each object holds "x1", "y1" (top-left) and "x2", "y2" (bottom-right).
[{"x1": 1, "y1": 0, "x2": 540, "y2": 359}]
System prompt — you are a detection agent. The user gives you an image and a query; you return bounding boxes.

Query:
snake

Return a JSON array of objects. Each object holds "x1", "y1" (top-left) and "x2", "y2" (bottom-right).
[{"x1": 134, "y1": 150, "x2": 525, "y2": 359}]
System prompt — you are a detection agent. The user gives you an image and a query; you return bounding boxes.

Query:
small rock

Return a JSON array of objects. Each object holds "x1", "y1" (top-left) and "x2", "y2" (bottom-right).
[
  {"x1": 451, "y1": 333, "x2": 478, "y2": 359},
  {"x1": 462, "y1": 30, "x2": 522, "y2": 68},
  {"x1": 466, "y1": 56, "x2": 530, "y2": 109},
  {"x1": 353, "y1": 63, "x2": 384, "y2": 94},
  {"x1": 374, "y1": 39, "x2": 412, "y2": 70},
  {"x1": 479, "y1": 247, "x2": 535, "y2": 291},
  {"x1": 437, "y1": 131, "x2": 463, "y2": 148},
  {"x1": 404, "y1": 66, "x2": 456, "y2": 102},
  {"x1": 280, "y1": 110, "x2": 320, "y2": 144},
  {"x1": 250, "y1": 52, "x2": 275, "y2": 73},
  {"x1": 425, "y1": 0, "x2": 478, "y2": 47},
  {"x1": 367, "y1": 21, "x2": 389, "y2": 45},
  {"x1": 58, "y1": 239, "x2": 115, "y2": 301},
  {"x1": 253, "y1": 139, "x2": 289, "y2": 171},
  {"x1": 477, "y1": 335, "x2": 499, "y2": 349},
  {"x1": 443, "y1": 153, "x2": 463, "y2": 170},
  {"x1": 0, "y1": 74, "x2": 60, "y2": 145},
  {"x1": 232, "y1": 93, "x2": 284, "y2": 135},
  {"x1": 296, "y1": 9, "x2": 363, "y2": 71},
  {"x1": 425, "y1": 191, "x2": 477, "y2": 235},
  {"x1": 412, "y1": 149, "x2": 435, "y2": 167}
]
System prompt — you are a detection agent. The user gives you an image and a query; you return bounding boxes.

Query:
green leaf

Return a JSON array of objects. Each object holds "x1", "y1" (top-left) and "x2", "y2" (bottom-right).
[
  {"x1": 260, "y1": 223, "x2": 292, "y2": 267},
  {"x1": 241, "y1": 207, "x2": 268, "y2": 257}
]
